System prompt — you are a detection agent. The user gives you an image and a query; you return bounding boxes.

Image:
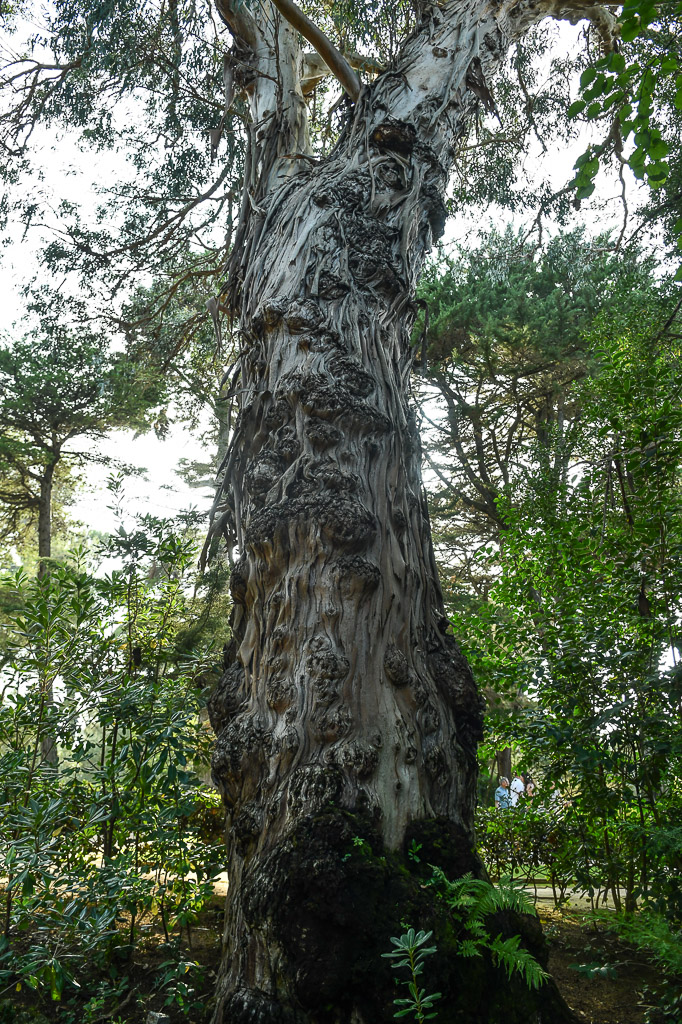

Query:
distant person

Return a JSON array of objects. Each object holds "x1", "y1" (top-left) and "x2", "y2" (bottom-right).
[
  {"x1": 525, "y1": 777, "x2": 535, "y2": 803},
  {"x1": 510, "y1": 773, "x2": 525, "y2": 807},
  {"x1": 494, "y1": 777, "x2": 511, "y2": 809}
]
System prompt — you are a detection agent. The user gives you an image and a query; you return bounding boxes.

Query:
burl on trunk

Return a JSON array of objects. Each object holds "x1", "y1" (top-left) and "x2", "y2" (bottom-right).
[{"x1": 203, "y1": 1, "x2": 610, "y2": 1020}]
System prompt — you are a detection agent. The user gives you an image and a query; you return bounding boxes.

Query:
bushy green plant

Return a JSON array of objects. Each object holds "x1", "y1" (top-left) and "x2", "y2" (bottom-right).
[
  {"x1": 476, "y1": 805, "x2": 574, "y2": 884},
  {"x1": 457, "y1": 311, "x2": 682, "y2": 922},
  {"x1": 0, "y1": 499, "x2": 229, "y2": 1012},
  {"x1": 611, "y1": 911, "x2": 682, "y2": 977},
  {"x1": 591, "y1": 910, "x2": 682, "y2": 1024},
  {"x1": 383, "y1": 928, "x2": 441, "y2": 1022},
  {"x1": 156, "y1": 950, "x2": 205, "y2": 1013}
]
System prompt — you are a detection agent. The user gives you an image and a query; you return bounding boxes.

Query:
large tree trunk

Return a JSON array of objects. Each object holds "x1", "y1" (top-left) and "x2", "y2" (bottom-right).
[{"x1": 205, "y1": 0, "x2": 605, "y2": 1019}]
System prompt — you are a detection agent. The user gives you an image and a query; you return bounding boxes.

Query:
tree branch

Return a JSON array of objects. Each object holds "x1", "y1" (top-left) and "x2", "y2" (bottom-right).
[
  {"x1": 269, "y1": 0, "x2": 361, "y2": 101},
  {"x1": 301, "y1": 50, "x2": 383, "y2": 94},
  {"x1": 545, "y1": 0, "x2": 619, "y2": 52},
  {"x1": 214, "y1": 0, "x2": 260, "y2": 48}
]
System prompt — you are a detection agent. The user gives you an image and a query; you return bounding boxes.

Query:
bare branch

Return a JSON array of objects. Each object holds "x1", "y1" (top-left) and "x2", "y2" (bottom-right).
[{"x1": 269, "y1": 0, "x2": 361, "y2": 101}]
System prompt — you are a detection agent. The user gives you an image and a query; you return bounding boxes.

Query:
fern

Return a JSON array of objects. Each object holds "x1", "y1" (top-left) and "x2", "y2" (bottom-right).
[
  {"x1": 489, "y1": 935, "x2": 548, "y2": 989},
  {"x1": 432, "y1": 869, "x2": 536, "y2": 920},
  {"x1": 482, "y1": 877, "x2": 537, "y2": 918},
  {"x1": 428, "y1": 868, "x2": 549, "y2": 990}
]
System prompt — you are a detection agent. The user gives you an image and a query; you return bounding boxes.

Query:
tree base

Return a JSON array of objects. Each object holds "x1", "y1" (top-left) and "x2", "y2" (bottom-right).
[{"x1": 212, "y1": 809, "x2": 578, "y2": 1024}]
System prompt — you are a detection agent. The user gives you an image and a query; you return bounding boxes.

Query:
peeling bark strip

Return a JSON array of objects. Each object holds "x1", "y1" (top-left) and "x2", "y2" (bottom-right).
[{"x1": 206, "y1": 0, "x2": 613, "y2": 1020}]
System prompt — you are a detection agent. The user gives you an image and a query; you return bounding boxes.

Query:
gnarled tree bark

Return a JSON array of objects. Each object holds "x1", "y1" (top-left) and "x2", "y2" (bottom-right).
[{"x1": 205, "y1": 1, "x2": 615, "y2": 1020}]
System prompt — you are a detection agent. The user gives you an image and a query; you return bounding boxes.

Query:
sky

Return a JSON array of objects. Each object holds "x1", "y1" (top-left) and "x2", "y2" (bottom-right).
[{"x1": 72, "y1": 428, "x2": 215, "y2": 537}]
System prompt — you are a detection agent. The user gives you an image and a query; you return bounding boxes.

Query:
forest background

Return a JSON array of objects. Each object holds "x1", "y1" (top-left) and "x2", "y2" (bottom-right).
[{"x1": 0, "y1": 0, "x2": 681, "y2": 1020}]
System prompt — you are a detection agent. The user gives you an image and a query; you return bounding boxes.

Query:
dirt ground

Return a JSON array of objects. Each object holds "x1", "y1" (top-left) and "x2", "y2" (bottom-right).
[{"x1": 539, "y1": 907, "x2": 661, "y2": 1024}]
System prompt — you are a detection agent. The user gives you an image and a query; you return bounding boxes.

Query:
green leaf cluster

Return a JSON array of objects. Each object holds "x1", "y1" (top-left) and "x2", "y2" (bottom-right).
[
  {"x1": 569, "y1": 4, "x2": 682, "y2": 259},
  {"x1": 382, "y1": 928, "x2": 442, "y2": 1022}
]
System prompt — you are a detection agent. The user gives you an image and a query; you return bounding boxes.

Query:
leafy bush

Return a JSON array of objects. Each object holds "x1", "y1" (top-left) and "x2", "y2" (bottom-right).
[
  {"x1": 463, "y1": 320, "x2": 682, "y2": 923},
  {"x1": 0, "y1": 508, "x2": 229, "y2": 1011},
  {"x1": 475, "y1": 806, "x2": 578, "y2": 904},
  {"x1": 606, "y1": 911, "x2": 682, "y2": 1024}
]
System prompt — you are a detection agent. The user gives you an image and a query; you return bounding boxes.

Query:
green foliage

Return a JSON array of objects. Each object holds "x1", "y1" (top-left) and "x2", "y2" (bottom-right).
[
  {"x1": 1, "y1": 0, "x2": 240, "y2": 299},
  {"x1": 452, "y1": 296, "x2": 682, "y2": 920},
  {"x1": 0, "y1": 327, "x2": 167, "y2": 559},
  {"x1": 429, "y1": 870, "x2": 547, "y2": 990},
  {"x1": 407, "y1": 840, "x2": 423, "y2": 864},
  {"x1": 0, "y1": 499, "x2": 229, "y2": 1014},
  {"x1": 384, "y1": 872, "x2": 548, "y2": 1022},
  {"x1": 570, "y1": 4, "x2": 682, "y2": 261},
  {"x1": 598, "y1": 910, "x2": 682, "y2": 1022},
  {"x1": 156, "y1": 951, "x2": 205, "y2": 1013},
  {"x1": 420, "y1": 236, "x2": 681, "y2": 931},
  {"x1": 475, "y1": 805, "x2": 577, "y2": 901},
  {"x1": 449, "y1": 23, "x2": 587, "y2": 218},
  {"x1": 611, "y1": 911, "x2": 682, "y2": 977},
  {"x1": 417, "y1": 227, "x2": 657, "y2": 601},
  {"x1": 420, "y1": 226, "x2": 646, "y2": 369},
  {"x1": 382, "y1": 928, "x2": 442, "y2": 1022}
]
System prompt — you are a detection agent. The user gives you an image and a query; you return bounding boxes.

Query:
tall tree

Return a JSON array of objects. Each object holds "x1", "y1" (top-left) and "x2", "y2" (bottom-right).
[
  {"x1": 1, "y1": 0, "x2": 677, "y2": 1019},
  {"x1": 195, "y1": 4, "x2": 620, "y2": 1021},
  {"x1": 416, "y1": 227, "x2": 657, "y2": 601},
  {"x1": 0, "y1": 326, "x2": 165, "y2": 762},
  {"x1": 0, "y1": 328, "x2": 165, "y2": 570}
]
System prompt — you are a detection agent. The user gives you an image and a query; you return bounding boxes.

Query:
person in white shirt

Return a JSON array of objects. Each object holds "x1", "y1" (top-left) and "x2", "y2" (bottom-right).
[{"x1": 510, "y1": 773, "x2": 525, "y2": 807}]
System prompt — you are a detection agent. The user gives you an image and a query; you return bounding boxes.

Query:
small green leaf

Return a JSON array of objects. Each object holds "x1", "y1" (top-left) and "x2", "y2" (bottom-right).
[
  {"x1": 50, "y1": 965, "x2": 63, "y2": 1002},
  {"x1": 620, "y1": 21, "x2": 641, "y2": 43},
  {"x1": 567, "y1": 100, "x2": 586, "y2": 118},
  {"x1": 606, "y1": 52, "x2": 625, "y2": 73},
  {"x1": 647, "y1": 162, "x2": 669, "y2": 184},
  {"x1": 649, "y1": 139, "x2": 669, "y2": 160}
]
